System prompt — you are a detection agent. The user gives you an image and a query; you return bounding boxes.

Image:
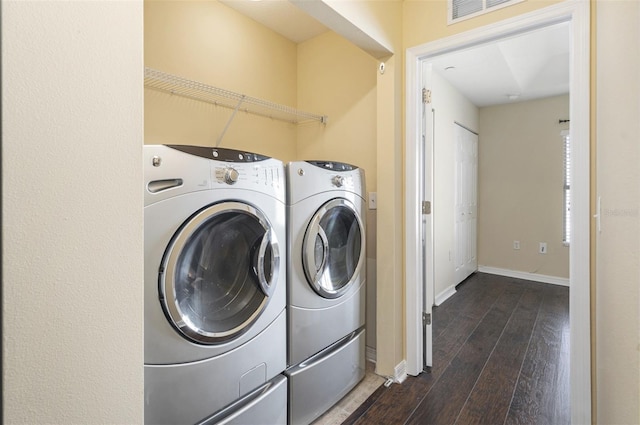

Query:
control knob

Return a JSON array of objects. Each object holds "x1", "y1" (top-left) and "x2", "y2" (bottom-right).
[
  {"x1": 332, "y1": 175, "x2": 344, "y2": 187},
  {"x1": 224, "y1": 168, "x2": 239, "y2": 185}
]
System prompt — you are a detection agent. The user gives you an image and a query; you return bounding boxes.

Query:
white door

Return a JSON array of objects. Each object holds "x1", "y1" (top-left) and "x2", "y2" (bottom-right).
[{"x1": 453, "y1": 123, "x2": 478, "y2": 285}]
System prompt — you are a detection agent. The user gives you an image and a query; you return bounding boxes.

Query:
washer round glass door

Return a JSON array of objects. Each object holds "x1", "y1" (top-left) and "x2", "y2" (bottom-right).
[
  {"x1": 303, "y1": 198, "x2": 364, "y2": 298},
  {"x1": 160, "y1": 201, "x2": 279, "y2": 345}
]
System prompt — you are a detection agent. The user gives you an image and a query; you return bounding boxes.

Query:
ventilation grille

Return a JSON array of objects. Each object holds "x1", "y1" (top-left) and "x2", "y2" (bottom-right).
[
  {"x1": 486, "y1": 0, "x2": 512, "y2": 8},
  {"x1": 450, "y1": 0, "x2": 522, "y2": 22},
  {"x1": 452, "y1": 0, "x2": 482, "y2": 20}
]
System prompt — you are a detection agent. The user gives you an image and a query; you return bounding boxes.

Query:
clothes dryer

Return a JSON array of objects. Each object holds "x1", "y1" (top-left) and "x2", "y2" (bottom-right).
[
  {"x1": 144, "y1": 145, "x2": 287, "y2": 425},
  {"x1": 285, "y1": 161, "x2": 366, "y2": 425}
]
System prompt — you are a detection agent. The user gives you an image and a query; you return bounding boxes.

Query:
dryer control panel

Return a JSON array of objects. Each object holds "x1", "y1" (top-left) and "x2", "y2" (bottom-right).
[
  {"x1": 287, "y1": 161, "x2": 365, "y2": 205},
  {"x1": 303, "y1": 160, "x2": 360, "y2": 191},
  {"x1": 306, "y1": 160, "x2": 357, "y2": 171}
]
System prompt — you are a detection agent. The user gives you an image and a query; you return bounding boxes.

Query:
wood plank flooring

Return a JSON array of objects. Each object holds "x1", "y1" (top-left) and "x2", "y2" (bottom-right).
[{"x1": 343, "y1": 272, "x2": 570, "y2": 425}]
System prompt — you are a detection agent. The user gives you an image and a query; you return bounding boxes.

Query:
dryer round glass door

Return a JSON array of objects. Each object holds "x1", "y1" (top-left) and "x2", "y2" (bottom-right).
[
  {"x1": 303, "y1": 198, "x2": 364, "y2": 298},
  {"x1": 160, "y1": 201, "x2": 280, "y2": 344}
]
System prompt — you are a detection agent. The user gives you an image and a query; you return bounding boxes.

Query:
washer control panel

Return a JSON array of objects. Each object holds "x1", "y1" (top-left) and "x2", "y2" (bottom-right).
[
  {"x1": 213, "y1": 163, "x2": 284, "y2": 192},
  {"x1": 167, "y1": 145, "x2": 270, "y2": 163},
  {"x1": 144, "y1": 145, "x2": 286, "y2": 206},
  {"x1": 164, "y1": 145, "x2": 284, "y2": 193}
]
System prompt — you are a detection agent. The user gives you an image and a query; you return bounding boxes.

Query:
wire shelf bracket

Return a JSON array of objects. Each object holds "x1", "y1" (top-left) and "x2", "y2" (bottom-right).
[{"x1": 144, "y1": 67, "x2": 328, "y2": 129}]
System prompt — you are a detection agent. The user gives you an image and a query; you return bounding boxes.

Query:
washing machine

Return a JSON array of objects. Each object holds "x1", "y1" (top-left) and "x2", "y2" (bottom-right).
[
  {"x1": 285, "y1": 160, "x2": 367, "y2": 425},
  {"x1": 144, "y1": 145, "x2": 287, "y2": 425}
]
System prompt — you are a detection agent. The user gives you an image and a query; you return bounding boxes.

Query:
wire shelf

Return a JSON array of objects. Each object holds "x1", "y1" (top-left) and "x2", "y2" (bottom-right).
[{"x1": 144, "y1": 67, "x2": 328, "y2": 125}]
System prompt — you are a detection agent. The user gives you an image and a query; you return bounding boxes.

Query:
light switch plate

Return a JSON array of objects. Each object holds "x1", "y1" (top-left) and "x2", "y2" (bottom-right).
[{"x1": 369, "y1": 192, "x2": 377, "y2": 210}]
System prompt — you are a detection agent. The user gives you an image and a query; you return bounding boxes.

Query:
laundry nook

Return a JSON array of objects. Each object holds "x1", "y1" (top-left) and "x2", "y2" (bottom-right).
[{"x1": 4, "y1": 1, "x2": 639, "y2": 425}]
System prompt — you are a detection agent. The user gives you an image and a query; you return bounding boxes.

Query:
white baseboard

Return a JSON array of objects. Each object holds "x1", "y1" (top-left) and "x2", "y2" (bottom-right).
[
  {"x1": 393, "y1": 360, "x2": 408, "y2": 384},
  {"x1": 365, "y1": 346, "x2": 376, "y2": 364},
  {"x1": 477, "y1": 266, "x2": 570, "y2": 287},
  {"x1": 434, "y1": 285, "x2": 457, "y2": 306}
]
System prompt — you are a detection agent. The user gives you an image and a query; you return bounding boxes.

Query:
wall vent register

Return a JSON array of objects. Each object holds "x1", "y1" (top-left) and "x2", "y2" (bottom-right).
[{"x1": 449, "y1": 0, "x2": 524, "y2": 23}]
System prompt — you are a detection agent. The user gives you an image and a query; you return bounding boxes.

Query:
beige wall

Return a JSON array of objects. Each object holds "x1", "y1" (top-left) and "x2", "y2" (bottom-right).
[
  {"x1": 431, "y1": 71, "x2": 479, "y2": 300},
  {"x1": 376, "y1": 54, "x2": 406, "y2": 375},
  {"x1": 2, "y1": 1, "x2": 144, "y2": 423},
  {"x1": 478, "y1": 95, "x2": 570, "y2": 279},
  {"x1": 595, "y1": 1, "x2": 640, "y2": 423},
  {"x1": 296, "y1": 31, "x2": 378, "y2": 190},
  {"x1": 296, "y1": 31, "x2": 380, "y2": 350},
  {"x1": 403, "y1": 0, "x2": 565, "y2": 48},
  {"x1": 144, "y1": 0, "x2": 300, "y2": 161}
]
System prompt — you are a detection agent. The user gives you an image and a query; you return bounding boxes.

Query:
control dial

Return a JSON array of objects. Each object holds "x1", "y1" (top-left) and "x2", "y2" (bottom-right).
[
  {"x1": 332, "y1": 175, "x2": 344, "y2": 187},
  {"x1": 224, "y1": 168, "x2": 239, "y2": 185}
]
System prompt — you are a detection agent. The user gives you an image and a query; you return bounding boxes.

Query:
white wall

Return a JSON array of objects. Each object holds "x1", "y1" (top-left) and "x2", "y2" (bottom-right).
[
  {"x1": 431, "y1": 71, "x2": 479, "y2": 302},
  {"x1": 595, "y1": 1, "x2": 640, "y2": 422},
  {"x1": 2, "y1": 1, "x2": 144, "y2": 423}
]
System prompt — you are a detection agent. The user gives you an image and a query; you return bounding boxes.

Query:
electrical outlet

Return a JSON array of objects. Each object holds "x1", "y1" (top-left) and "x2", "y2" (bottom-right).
[
  {"x1": 539, "y1": 242, "x2": 547, "y2": 254},
  {"x1": 513, "y1": 240, "x2": 520, "y2": 250}
]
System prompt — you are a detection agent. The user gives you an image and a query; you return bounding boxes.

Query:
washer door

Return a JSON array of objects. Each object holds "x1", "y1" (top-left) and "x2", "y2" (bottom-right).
[
  {"x1": 303, "y1": 198, "x2": 364, "y2": 299},
  {"x1": 160, "y1": 201, "x2": 279, "y2": 345}
]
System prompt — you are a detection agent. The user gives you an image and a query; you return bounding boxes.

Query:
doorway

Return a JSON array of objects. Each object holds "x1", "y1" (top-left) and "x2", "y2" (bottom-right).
[{"x1": 405, "y1": 2, "x2": 591, "y2": 424}]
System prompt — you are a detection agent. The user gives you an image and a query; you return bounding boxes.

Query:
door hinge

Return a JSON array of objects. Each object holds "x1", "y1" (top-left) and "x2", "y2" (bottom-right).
[
  {"x1": 422, "y1": 200, "x2": 431, "y2": 215},
  {"x1": 423, "y1": 312, "x2": 431, "y2": 326},
  {"x1": 422, "y1": 88, "x2": 432, "y2": 104}
]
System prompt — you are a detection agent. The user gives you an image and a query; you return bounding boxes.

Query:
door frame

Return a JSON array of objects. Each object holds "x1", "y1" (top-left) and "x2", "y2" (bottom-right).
[{"x1": 404, "y1": 1, "x2": 591, "y2": 423}]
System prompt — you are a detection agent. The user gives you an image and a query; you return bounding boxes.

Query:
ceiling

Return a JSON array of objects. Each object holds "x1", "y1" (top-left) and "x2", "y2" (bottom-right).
[
  {"x1": 429, "y1": 22, "x2": 570, "y2": 107},
  {"x1": 220, "y1": 1, "x2": 570, "y2": 107}
]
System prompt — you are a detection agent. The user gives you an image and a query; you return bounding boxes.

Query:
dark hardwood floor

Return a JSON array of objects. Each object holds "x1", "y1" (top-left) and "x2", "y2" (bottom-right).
[{"x1": 344, "y1": 272, "x2": 570, "y2": 425}]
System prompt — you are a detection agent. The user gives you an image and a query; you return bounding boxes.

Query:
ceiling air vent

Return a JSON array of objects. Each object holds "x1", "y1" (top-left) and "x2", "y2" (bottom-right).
[{"x1": 449, "y1": 0, "x2": 523, "y2": 23}]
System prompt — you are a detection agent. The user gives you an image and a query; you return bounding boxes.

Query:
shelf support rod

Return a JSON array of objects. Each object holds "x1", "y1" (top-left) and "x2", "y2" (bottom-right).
[{"x1": 216, "y1": 95, "x2": 245, "y2": 147}]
